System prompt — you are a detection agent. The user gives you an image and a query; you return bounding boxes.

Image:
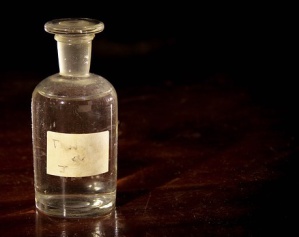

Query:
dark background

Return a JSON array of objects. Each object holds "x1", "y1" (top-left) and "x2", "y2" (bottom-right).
[{"x1": 1, "y1": 2, "x2": 296, "y2": 107}]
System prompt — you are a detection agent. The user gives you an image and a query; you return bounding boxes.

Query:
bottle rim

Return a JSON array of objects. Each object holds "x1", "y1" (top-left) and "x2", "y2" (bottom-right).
[{"x1": 44, "y1": 18, "x2": 104, "y2": 35}]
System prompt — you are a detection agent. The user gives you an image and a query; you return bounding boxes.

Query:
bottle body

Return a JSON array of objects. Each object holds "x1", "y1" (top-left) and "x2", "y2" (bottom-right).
[{"x1": 32, "y1": 73, "x2": 118, "y2": 217}]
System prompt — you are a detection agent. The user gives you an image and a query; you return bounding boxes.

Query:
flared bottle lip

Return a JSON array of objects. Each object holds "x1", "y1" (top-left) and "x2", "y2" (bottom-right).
[{"x1": 44, "y1": 18, "x2": 104, "y2": 35}]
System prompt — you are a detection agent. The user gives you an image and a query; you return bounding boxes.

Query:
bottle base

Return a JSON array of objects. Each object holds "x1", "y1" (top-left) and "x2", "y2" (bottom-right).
[{"x1": 35, "y1": 192, "x2": 115, "y2": 218}]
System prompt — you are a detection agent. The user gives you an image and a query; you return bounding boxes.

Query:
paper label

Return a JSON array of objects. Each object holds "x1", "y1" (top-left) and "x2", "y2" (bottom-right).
[{"x1": 47, "y1": 131, "x2": 109, "y2": 177}]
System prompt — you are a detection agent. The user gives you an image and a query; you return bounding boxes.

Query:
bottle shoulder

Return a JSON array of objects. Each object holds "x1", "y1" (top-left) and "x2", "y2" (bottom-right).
[{"x1": 32, "y1": 73, "x2": 117, "y2": 100}]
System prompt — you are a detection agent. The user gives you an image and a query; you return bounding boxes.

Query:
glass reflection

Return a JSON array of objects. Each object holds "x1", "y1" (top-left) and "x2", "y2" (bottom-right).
[{"x1": 35, "y1": 209, "x2": 119, "y2": 236}]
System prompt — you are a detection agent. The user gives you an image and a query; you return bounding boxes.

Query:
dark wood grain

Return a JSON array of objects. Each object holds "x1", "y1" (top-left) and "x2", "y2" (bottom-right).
[{"x1": 0, "y1": 72, "x2": 297, "y2": 236}]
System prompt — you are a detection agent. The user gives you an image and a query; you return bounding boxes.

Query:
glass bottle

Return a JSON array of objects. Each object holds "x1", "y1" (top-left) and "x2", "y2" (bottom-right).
[{"x1": 31, "y1": 18, "x2": 118, "y2": 218}]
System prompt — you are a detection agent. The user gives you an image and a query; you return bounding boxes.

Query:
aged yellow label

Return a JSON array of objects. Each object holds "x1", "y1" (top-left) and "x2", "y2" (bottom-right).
[{"x1": 47, "y1": 131, "x2": 109, "y2": 177}]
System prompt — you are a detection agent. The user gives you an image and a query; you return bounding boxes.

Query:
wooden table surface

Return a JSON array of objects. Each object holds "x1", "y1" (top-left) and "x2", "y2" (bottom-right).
[{"x1": 0, "y1": 71, "x2": 297, "y2": 236}]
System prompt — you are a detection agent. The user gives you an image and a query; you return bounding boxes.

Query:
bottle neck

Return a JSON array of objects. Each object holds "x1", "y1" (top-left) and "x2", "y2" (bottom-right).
[{"x1": 55, "y1": 34, "x2": 95, "y2": 77}]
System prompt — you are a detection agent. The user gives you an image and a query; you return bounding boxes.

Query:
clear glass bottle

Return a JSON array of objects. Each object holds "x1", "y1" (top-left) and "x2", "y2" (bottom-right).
[{"x1": 31, "y1": 18, "x2": 118, "y2": 218}]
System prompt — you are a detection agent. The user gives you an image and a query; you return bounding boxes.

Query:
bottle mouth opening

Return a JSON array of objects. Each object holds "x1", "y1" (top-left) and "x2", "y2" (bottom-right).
[
  {"x1": 44, "y1": 18, "x2": 104, "y2": 35},
  {"x1": 54, "y1": 34, "x2": 95, "y2": 43}
]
